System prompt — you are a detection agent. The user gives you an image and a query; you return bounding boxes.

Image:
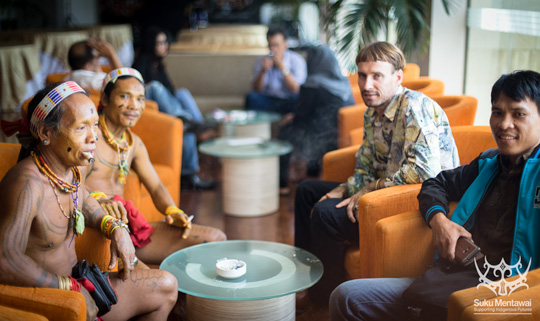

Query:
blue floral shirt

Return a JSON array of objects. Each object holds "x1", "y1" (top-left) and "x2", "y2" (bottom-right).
[{"x1": 345, "y1": 86, "x2": 460, "y2": 195}]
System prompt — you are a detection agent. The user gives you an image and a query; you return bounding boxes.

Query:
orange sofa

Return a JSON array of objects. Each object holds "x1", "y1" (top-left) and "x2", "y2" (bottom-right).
[{"x1": 322, "y1": 126, "x2": 497, "y2": 279}]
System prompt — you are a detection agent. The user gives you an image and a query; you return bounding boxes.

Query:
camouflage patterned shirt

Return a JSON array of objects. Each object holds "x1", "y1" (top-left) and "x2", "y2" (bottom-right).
[{"x1": 345, "y1": 86, "x2": 460, "y2": 195}]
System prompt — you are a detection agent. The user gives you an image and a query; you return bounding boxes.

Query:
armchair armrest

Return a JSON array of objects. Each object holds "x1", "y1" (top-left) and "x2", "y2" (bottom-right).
[
  {"x1": 370, "y1": 201, "x2": 458, "y2": 278},
  {"x1": 373, "y1": 210, "x2": 434, "y2": 278},
  {"x1": 0, "y1": 285, "x2": 86, "y2": 321},
  {"x1": 449, "y1": 268, "x2": 540, "y2": 320},
  {"x1": 0, "y1": 304, "x2": 48, "y2": 320},
  {"x1": 322, "y1": 145, "x2": 360, "y2": 182},
  {"x1": 356, "y1": 184, "x2": 422, "y2": 278}
]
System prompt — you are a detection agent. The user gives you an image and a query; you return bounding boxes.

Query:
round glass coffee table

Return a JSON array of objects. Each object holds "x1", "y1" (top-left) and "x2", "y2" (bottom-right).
[
  {"x1": 160, "y1": 240, "x2": 323, "y2": 321},
  {"x1": 199, "y1": 138, "x2": 292, "y2": 216},
  {"x1": 207, "y1": 110, "x2": 281, "y2": 139}
]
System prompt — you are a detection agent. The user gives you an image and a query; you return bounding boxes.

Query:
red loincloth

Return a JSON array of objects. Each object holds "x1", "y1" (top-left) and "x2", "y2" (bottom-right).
[{"x1": 112, "y1": 195, "x2": 154, "y2": 247}]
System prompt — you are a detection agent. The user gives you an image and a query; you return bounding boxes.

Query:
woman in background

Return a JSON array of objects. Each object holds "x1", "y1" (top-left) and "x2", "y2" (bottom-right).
[
  {"x1": 133, "y1": 26, "x2": 215, "y2": 190},
  {"x1": 279, "y1": 46, "x2": 354, "y2": 194}
]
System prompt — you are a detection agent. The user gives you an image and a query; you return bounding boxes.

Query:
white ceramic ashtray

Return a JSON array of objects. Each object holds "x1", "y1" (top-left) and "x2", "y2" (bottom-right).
[{"x1": 216, "y1": 258, "x2": 247, "y2": 279}]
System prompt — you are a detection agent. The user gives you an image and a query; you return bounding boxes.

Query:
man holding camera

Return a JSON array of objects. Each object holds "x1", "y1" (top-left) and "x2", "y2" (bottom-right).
[
  {"x1": 330, "y1": 70, "x2": 540, "y2": 321},
  {"x1": 245, "y1": 27, "x2": 307, "y2": 114}
]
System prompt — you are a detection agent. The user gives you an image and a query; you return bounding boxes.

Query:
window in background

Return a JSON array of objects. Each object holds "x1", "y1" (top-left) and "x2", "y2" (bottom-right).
[{"x1": 465, "y1": 0, "x2": 540, "y2": 125}]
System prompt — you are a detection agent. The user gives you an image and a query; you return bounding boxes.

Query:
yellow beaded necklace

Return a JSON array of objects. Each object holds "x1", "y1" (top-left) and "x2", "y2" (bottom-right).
[{"x1": 98, "y1": 115, "x2": 133, "y2": 184}]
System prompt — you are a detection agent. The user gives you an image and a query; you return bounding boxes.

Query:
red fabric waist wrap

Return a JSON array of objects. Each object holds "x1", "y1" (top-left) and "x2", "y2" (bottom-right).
[{"x1": 112, "y1": 195, "x2": 154, "y2": 247}]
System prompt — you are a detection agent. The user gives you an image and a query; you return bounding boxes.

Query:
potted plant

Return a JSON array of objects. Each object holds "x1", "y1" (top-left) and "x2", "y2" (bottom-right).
[{"x1": 324, "y1": 0, "x2": 455, "y2": 72}]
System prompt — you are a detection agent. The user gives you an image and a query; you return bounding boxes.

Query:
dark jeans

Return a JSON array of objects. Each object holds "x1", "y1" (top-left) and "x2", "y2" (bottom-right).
[
  {"x1": 245, "y1": 91, "x2": 299, "y2": 115},
  {"x1": 294, "y1": 180, "x2": 360, "y2": 305}
]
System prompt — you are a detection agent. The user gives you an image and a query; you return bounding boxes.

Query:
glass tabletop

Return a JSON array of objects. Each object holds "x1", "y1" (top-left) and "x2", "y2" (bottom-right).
[
  {"x1": 160, "y1": 240, "x2": 323, "y2": 300},
  {"x1": 206, "y1": 109, "x2": 281, "y2": 125},
  {"x1": 198, "y1": 138, "x2": 292, "y2": 159}
]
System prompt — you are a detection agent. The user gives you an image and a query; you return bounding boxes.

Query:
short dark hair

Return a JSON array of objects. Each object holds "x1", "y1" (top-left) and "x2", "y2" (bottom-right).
[
  {"x1": 267, "y1": 27, "x2": 286, "y2": 39},
  {"x1": 491, "y1": 70, "x2": 540, "y2": 113},
  {"x1": 67, "y1": 40, "x2": 93, "y2": 70}
]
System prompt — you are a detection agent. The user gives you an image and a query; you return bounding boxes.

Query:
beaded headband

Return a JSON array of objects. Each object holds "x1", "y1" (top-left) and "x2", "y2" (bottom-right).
[
  {"x1": 30, "y1": 81, "x2": 85, "y2": 138},
  {"x1": 102, "y1": 67, "x2": 144, "y2": 91}
]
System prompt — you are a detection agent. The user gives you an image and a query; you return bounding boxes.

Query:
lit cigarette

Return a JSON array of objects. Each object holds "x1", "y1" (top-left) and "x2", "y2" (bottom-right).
[
  {"x1": 182, "y1": 215, "x2": 194, "y2": 239},
  {"x1": 82, "y1": 152, "x2": 95, "y2": 163}
]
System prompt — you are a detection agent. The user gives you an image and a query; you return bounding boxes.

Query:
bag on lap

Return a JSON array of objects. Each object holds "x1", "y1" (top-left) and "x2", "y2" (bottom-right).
[{"x1": 72, "y1": 260, "x2": 118, "y2": 316}]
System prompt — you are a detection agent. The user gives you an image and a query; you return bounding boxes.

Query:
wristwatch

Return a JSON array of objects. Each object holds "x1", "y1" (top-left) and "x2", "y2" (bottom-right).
[{"x1": 281, "y1": 67, "x2": 290, "y2": 76}]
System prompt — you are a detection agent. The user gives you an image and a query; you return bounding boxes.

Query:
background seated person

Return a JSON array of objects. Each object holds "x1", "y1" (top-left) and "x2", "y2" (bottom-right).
[
  {"x1": 278, "y1": 45, "x2": 354, "y2": 194},
  {"x1": 330, "y1": 70, "x2": 540, "y2": 321},
  {"x1": 65, "y1": 38, "x2": 123, "y2": 92},
  {"x1": 295, "y1": 42, "x2": 460, "y2": 309},
  {"x1": 245, "y1": 27, "x2": 307, "y2": 115},
  {"x1": 85, "y1": 68, "x2": 226, "y2": 267},
  {"x1": 0, "y1": 81, "x2": 177, "y2": 320},
  {"x1": 132, "y1": 26, "x2": 216, "y2": 189}
]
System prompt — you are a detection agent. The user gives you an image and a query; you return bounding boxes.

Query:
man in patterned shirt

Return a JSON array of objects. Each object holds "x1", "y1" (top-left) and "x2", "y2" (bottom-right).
[{"x1": 294, "y1": 42, "x2": 460, "y2": 308}]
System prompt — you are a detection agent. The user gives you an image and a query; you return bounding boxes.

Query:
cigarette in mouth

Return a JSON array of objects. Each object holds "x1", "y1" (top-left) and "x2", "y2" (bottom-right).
[{"x1": 82, "y1": 152, "x2": 95, "y2": 163}]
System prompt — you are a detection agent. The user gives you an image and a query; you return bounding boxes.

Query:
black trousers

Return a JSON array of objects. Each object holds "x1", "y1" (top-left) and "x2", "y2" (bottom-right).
[{"x1": 294, "y1": 179, "x2": 360, "y2": 305}]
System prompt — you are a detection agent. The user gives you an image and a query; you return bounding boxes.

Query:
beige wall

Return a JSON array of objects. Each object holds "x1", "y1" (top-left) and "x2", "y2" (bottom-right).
[{"x1": 164, "y1": 53, "x2": 260, "y2": 112}]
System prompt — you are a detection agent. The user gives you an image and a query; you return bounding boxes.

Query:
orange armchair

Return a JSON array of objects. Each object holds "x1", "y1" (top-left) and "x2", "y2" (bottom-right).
[
  {"x1": 0, "y1": 142, "x2": 90, "y2": 320},
  {"x1": 129, "y1": 111, "x2": 183, "y2": 222},
  {"x1": 322, "y1": 126, "x2": 497, "y2": 279},
  {"x1": 375, "y1": 208, "x2": 540, "y2": 320},
  {"x1": 0, "y1": 113, "x2": 181, "y2": 319},
  {"x1": 402, "y1": 63, "x2": 421, "y2": 82},
  {"x1": 337, "y1": 103, "x2": 367, "y2": 148},
  {"x1": 433, "y1": 95, "x2": 478, "y2": 127},
  {"x1": 402, "y1": 77, "x2": 445, "y2": 98},
  {"x1": 322, "y1": 144, "x2": 423, "y2": 278}
]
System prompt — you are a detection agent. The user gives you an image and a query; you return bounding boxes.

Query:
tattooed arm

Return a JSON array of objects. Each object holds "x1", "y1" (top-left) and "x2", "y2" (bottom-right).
[
  {"x1": 0, "y1": 167, "x2": 62, "y2": 288},
  {"x1": 130, "y1": 135, "x2": 180, "y2": 215},
  {"x1": 81, "y1": 185, "x2": 136, "y2": 279}
]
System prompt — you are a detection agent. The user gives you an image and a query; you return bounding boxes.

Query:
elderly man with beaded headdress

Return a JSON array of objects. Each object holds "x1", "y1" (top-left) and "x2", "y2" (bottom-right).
[
  {"x1": 83, "y1": 67, "x2": 226, "y2": 267},
  {"x1": 0, "y1": 81, "x2": 178, "y2": 320}
]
